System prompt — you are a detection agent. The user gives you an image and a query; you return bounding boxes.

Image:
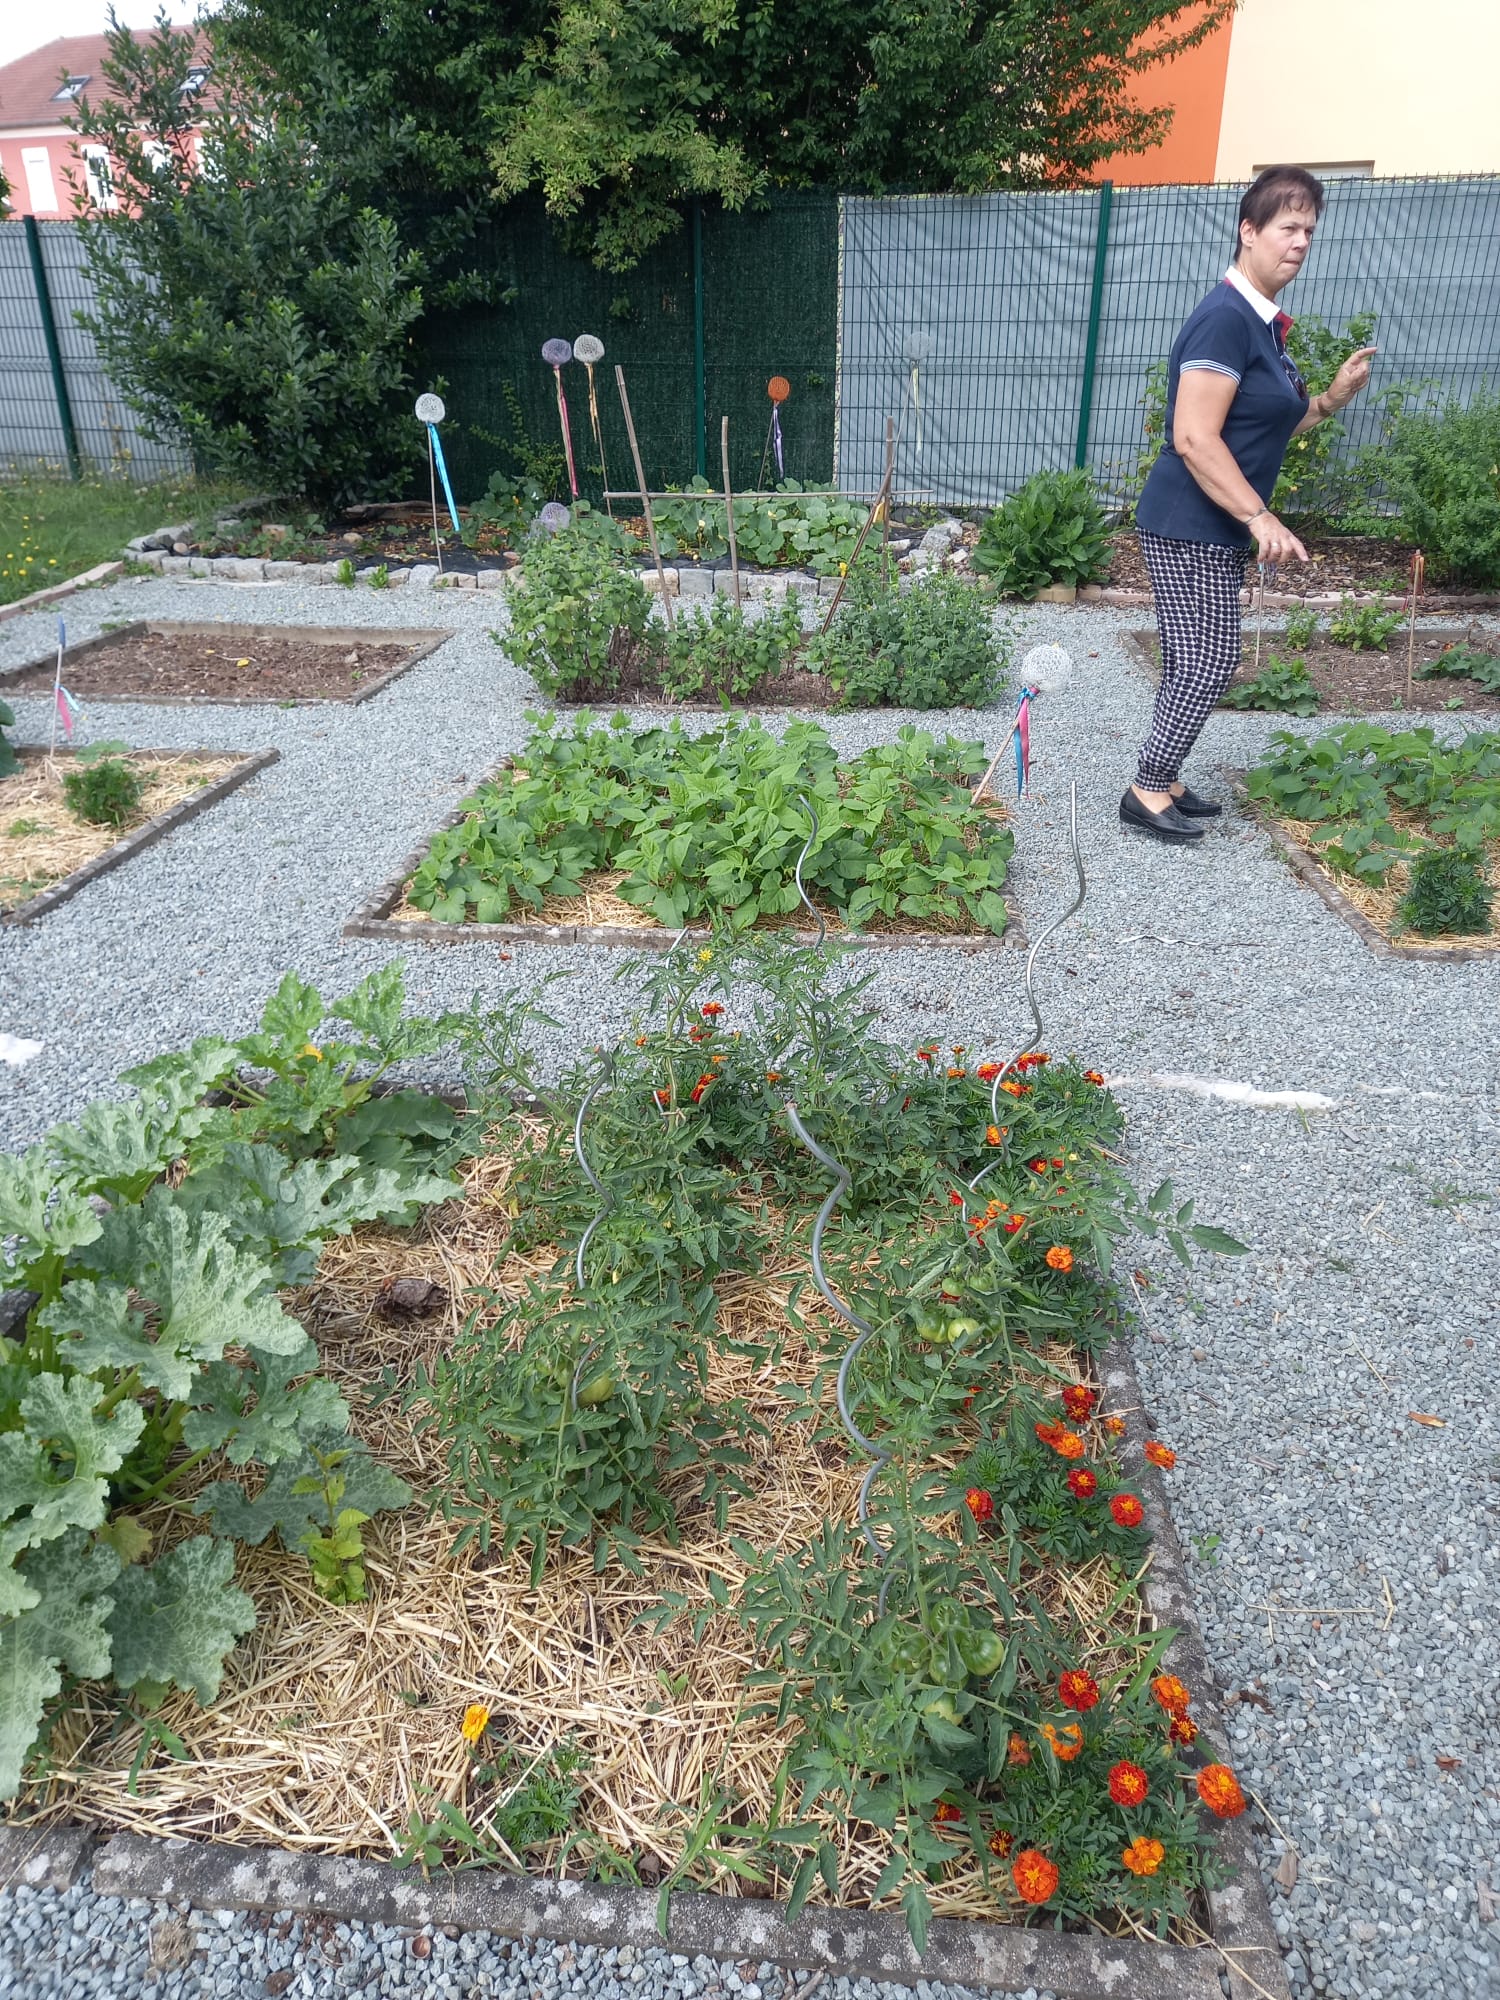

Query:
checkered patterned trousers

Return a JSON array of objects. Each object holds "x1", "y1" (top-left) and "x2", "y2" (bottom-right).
[{"x1": 1135, "y1": 531, "x2": 1248, "y2": 790}]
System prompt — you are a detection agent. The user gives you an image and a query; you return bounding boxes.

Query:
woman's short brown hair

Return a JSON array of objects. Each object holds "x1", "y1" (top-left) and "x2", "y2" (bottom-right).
[{"x1": 1237, "y1": 166, "x2": 1326, "y2": 249}]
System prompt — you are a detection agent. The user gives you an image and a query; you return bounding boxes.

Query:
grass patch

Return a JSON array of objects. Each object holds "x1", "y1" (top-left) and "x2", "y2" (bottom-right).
[{"x1": 0, "y1": 474, "x2": 248, "y2": 606}]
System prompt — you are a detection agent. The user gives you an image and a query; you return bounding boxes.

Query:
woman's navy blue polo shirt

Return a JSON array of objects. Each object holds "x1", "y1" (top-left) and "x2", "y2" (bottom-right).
[{"x1": 1136, "y1": 280, "x2": 1308, "y2": 549}]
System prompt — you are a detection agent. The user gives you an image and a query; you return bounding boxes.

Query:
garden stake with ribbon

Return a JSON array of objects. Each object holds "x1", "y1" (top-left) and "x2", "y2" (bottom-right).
[
  {"x1": 572, "y1": 334, "x2": 611, "y2": 513},
  {"x1": 1249, "y1": 561, "x2": 1273, "y2": 679},
  {"x1": 542, "y1": 339, "x2": 580, "y2": 500},
  {"x1": 816, "y1": 418, "x2": 896, "y2": 638},
  {"x1": 48, "y1": 617, "x2": 81, "y2": 757},
  {"x1": 414, "y1": 393, "x2": 460, "y2": 573},
  {"x1": 758, "y1": 376, "x2": 790, "y2": 490},
  {"x1": 1404, "y1": 549, "x2": 1426, "y2": 704},
  {"x1": 970, "y1": 646, "x2": 1073, "y2": 806},
  {"x1": 615, "y1": 365, "x2": 675, "y2": 628}
]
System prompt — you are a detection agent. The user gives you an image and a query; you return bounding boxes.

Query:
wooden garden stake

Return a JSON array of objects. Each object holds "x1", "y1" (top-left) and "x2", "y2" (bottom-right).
[
  {"x1": 615, "y1": 365, "x2": 675, "y2": 628},
  {"x1": 721, "y1": 414, "x2": 741, "y2": 609},
  {"x1": 881, "y1": 418, "x2": 895, "y2": 585},
  {"x1": 818, "y1": 419, "x2": 898, "y2": 638},
  {"x1": 1405, "y1": 549, "x2": 1425, "y2": 704}
]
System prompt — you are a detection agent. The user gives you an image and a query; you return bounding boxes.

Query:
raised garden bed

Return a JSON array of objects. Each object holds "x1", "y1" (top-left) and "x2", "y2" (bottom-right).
[
  {"x1": 1, "y1": 747, "x2": 278, "y2": 925},
  {"x1": 1124, "y1": 625, "x2": 1500, "y2": 718},
  {"x1": 0, "y1": 623, "x2": 451, "y2": 707},
  {"x1": 1106, "y1": 530, "x2": 1499, "y2": 608}
]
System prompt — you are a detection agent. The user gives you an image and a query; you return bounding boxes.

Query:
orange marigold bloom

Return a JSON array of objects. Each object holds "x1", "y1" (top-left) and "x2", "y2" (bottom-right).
[
  {"x1": 1035, "y1": 1419, "x2": 1066, "y2": 1447},
  {"x1": 1041, "y1": 1721, "x2": 1084, "y2": 1761},
  {"x1": 917, "y1": 1047, "x2": 937, "y2": 1063},
  {"x1": 1011, "y1": 1849, "x2": 1059, "y2": 1905},
  {"x1": 1110, "y1": 1492, "x2": 1144, "y2": 1527},
  {"x1": 1145, "y1": 1441, "x2": 1177, "y2": 1470},
  {"x1": 1107, "y1": 1760, "x2": 1150, "y2": 1807},
  {"x1": 1066, "y1": 1466, "x2": 1098, "y2": 1499},
  {"x1": 1004, "y1": 1213, "x2": 1026, "y2": 1234},
  {"x1": 460, "y1": 1702, "x2": 491, "y2": 1746},
  {"x1": 1057, "y1": 1669, "x2": 1100, "y2": 1713},
  {"x1": 952, "y1": 1046, "x2": 966, "y2": 1057},
  {"x1": 1083, "y1": 1069, "x2": 1105, "y2": 1086},
  {"x1": 947, "y1": 1066, "x2": 967, "y2": 1079},
  {"x1": 965, "y1": 1487, "x2": 995, "y2": 1523},
  {"x1": 999, "y1": 1079, "x2": 1029, "y2": 1098},
  {"x1": 1103, "y1": 1414, "x2": 1127, "y2": 1437},
  {"x1": 1061, "y1": 1385, "x2": 1095, "y2": 1422},
  {"x1": 988, "y1": 1828, "x2": 1014, "y2": 1860},
  {"x1": 1029, "y1": 1158, "x2": 1049, "y2": 1173},
  {"x1": 1006, "y1": 1732, "x2": 1032, "y2": 1768},
  {"x1": 1151, "y1": 1675, "x2": 1193, "y2": 1719},
  {"x1": 1045, "y1": 1245, "x2": 1075, "y2": 1273},
  {"x1": 1168, "y1": 1714, "x2": 1199, "y2": 1750},
  {"x1": 689, "y1": 1074, "x2": 714, "y2": 1104},
  {"x1": 700, "y1": 1002, "x2": 724, "y2": 1018},
  {"x1": 976, "y1": 1061, "x2": 1001, "y2": 1081},
  {"x1": 1053, "y1": 1431, "x2": 1085, "y2": 1461},
  {"x1": 1121, "y1": 1836, "x2": 1165, "y2": 1878},
  {"x1": 765, "y1": 1069, "x2": 783, "y2": 1083},
  {"x1": 1197, "y1": 1764, "x2": 1247, "y2": 1819},
  {"x1": 985, "y1": 1123, "x2": 1003, "y2": 1145},
  {"x1": 634, "y1": 1035, "x2": 649, "y2": 1047},
  {"x1": 932, "y1": 1800, "x2": 963, "y2": 1825},
  {"x1": 654, "y1": 1088, "x2": 671, "y2": 1107}
]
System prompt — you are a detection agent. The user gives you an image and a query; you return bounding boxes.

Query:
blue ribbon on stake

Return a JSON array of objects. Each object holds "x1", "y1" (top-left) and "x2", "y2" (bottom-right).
[{"x1": 427, "y1": 424, "x2": 461, "y2": 536}]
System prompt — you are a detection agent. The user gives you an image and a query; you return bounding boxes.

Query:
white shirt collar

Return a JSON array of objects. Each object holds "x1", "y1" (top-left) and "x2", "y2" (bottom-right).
[{"x1": 1224, "y1": 264, "x2": 1281, "y2": 324}]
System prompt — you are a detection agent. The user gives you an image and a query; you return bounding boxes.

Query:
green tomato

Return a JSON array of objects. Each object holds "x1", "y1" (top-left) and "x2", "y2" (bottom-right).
[
  {"x1": 889, "y1": 1631, "x2": 932, "y2": 1675},
  {"x1": 956, "y1": 1628, "x2": 1006, "y2": 1678},
  {"x1": 919, "y1": 1693, "x2": 963, "y2": 1728},
  {"x1": 946, "y1": 1317, "x2": 982, "y2": 1342},
  {"x1": 912, "y1": 1311, "x2": 948, "y2": 1343},
  {"x1": 575, "y1": 1371, "x2": 617, "y2": 1407}
]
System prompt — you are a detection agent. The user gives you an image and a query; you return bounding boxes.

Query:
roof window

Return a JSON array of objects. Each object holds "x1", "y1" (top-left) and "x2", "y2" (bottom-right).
[{"x1": 52, "y1": 75, "x2": 91, "y2": 101}]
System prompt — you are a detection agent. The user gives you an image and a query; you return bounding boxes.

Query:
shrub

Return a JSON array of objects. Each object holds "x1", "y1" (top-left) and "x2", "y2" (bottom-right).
[
  {"x1": 1221, "y1": 654, "x2": 1320, "y2": 716},
  {"x1": 972, "y1": 471, "x2": 1109, "y2": 597},
  {"x1": 501, "y1": 535, "x2": 655, "y2": 697},
  {"x1": 1328, "y1": 598, "x2": 1402, "y2": 652},
  {"x1": 1361, "y1": 386, "x2": 1500, "y2": 585},
  {"x1": 809, "y1": 568, "x2": 1009, "y2": 708},
  {"x1": 1396, "y1": 847, "x2": 1493, "y2": 937},
  {"x1": 659, "y1": 594, "x2": 804, "y2": 702},
  {"x1": 61, "y1": 750, "x2": 146, "y2": 827}
]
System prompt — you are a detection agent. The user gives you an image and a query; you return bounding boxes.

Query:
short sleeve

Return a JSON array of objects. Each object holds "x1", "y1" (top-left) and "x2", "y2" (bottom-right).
[{"x1": 1178, "y1": 304, "x2": 1252, "y2": 385}]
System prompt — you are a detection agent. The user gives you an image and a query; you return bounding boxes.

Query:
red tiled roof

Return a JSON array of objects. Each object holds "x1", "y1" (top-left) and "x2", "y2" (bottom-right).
[{"x1": 0, "y1": 27, "x2": 207, "y2": 132}]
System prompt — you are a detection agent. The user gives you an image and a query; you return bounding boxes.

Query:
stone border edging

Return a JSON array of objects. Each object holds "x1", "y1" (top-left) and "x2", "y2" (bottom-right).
[
  {"x1": 342, "y1": 766, "x2": 1024, "y2": 956},
  {"x1": 1, "y1": 749, "x2": 280, "y2": 928},
  {"x1": 1085, "y1": 583, "x2": 1500, "y2": 613},
  {"x1": 0, "y1": 624, "x2": 453, "y2": 710},
  {"x1": 0, "y1": 1321, "x2": 1284, "y2": 1998},
  {"x1": 0, "y1": 562, "x2": 124, "y2": 629},
  {"x1": 1228, "y1": 775, "x2": 1497, "y2": 965}
]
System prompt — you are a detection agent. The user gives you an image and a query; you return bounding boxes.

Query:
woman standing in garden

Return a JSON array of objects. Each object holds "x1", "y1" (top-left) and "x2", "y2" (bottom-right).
[{"x1": 1125, "y1": 166, "x2": 1378, "y2": 843}]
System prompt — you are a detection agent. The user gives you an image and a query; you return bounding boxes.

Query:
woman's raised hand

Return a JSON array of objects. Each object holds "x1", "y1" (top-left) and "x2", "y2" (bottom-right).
[
  {"x1": 1327, "y1": 346, "x2": 1379, "y2": 411},
  {"x1": 1251, "y1": 511, "x2": 1310, "y2": 564}
]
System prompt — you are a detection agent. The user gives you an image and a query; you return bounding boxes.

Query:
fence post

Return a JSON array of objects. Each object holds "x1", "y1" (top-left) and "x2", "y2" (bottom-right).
[
  {"x1": 23, "y1": 215, "x2": 82, "y2": 481},
  {"x1": 1073, "y1": 179, "x2": 1113, "y2": 472},
  {"x1": 692, "y1": 197, "x2": 706, "y2": 480}
]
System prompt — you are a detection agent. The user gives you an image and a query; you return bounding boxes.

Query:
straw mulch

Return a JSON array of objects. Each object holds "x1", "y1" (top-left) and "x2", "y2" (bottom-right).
[
  {"x1": 1273, "y1": 808, "x2": 1500, "y2": 955},
  {"x1": 8, "y1": 1128, "x2": 1149, "y2": 1927},
  {"x1": 0, "y1": 753, "x2": 240, "y2": 911}
]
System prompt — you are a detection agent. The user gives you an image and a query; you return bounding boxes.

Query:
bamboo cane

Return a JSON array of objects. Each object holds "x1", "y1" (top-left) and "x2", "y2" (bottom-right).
[
  {"x1": 721, "y1": 415, "x2": 741, "y2": 610},
  {"x1": 1405, "y1": 550, "x2": 1425, "y2": 704},
  {"x1": 818, "y1": 418, "x2": 898, "y2": 638},
  {"x1": 615, "y1": 365, "x2": 675, "y2": 629}
]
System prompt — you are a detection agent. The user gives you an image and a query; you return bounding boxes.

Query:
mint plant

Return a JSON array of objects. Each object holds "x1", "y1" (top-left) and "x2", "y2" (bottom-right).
[
  {"x1": 809, "y1": 566, "x2": 1009, "y2": 709},
  {"x1": 1221, "y1": 653, "x2": 1320, "y2": 716},
  {"x1": 659, "y1": 594, "x2": 804, "y2": 703}
]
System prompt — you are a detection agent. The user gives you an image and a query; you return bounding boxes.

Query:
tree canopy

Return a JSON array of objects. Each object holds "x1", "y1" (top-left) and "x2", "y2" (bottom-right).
[{"x1": 215, "y1": 0, "x2": 1231, "y2": 267}]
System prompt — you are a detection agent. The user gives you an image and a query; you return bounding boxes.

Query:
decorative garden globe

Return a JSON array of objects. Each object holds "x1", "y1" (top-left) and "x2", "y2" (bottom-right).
[
  {"x1": 573, "y1": 334, "x2": 605, "y2": 366},
  {"x1": 542, "y1": 339, "x2": 573, "y2": 367},
  {"x1": 414, "y1": 393, "x2": 445, "y2": 424},
  {"x1": 1022, "y1": 644, "x2": 1072, "y2": 693},
  {"x1": 532, "y1": 502, "x2": 573, "y2": 540}
]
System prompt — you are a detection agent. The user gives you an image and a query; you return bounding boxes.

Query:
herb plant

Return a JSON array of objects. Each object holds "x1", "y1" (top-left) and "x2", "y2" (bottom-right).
[
  {"x1": 500, "y1": 533, "x2": 654, "y2": 697},
  {"x1": 1328, "y1": 597, "x2": 1402, "y2": 652},
  {"x1": 972, "y1": 471, "x2": 1109, "y2": 597},
  {"x1": 658, "y1": 594, "x2": 804, "y2": 703},
  {"x1": 61, "y1": 747, "x2": 147, "y2": 827},
  {"x1": 809, "y1": 567, "x2": 1010, "y2": 709},
  {"x1": 406, "y1": 712, "x2": 1013, "y2": 935},
  {"x1": 1221, "y1": 654, "x2": 1320, "y2": 716},
  {"x1": 651, "y1": 480, "x2": 863, "y2": 576},
  {"x1": 1360, "y1": 385, "x2": 1500, "y2": 585},
  {"x1": 1395, "y1": 846, "x2": 1493, "y2": 937}
]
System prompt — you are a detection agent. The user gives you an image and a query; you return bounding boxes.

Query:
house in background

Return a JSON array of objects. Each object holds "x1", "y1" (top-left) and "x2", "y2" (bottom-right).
[
  {"x1": 0, "y1": 28, "x2": 207, "y2": 219},
  {"x1": 1093, "y1": 0, "x2": 1500, "y2": 183}
]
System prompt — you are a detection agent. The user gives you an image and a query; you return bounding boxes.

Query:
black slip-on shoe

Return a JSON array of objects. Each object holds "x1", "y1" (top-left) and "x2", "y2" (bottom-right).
[
  {"x1": 1119, "y1": 789, "x2": 1208, "y2": 842},
  {"x1": 1170, "y1": 785, "x2": 1223, "y2": 818}
]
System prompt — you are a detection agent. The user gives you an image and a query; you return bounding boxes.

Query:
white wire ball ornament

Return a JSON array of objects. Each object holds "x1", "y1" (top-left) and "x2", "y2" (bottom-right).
[
  {"x1": 542, "y1": 338, "x2": 573, "y2": 366},
  {"x1": 534, "y1": 502, "x2": 572, "y2": 538},
  {"x1": 1021, "y1": 644, "x2": 1073, "y2": 693},
  {"x1": 573, "y1": 334, "x2": 605, "y2": 366},
  {"x1": 901, "y1": 331, "x2": 934, "y2": 366},
  {"x1": 414, "y1": 392, "x2": 445, "y2": 424}
]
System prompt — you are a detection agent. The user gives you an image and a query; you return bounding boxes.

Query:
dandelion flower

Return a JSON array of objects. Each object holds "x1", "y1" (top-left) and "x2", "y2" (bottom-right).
[{"x1": 460, "y1": 1703, "x2": 490, "y2": 1746}]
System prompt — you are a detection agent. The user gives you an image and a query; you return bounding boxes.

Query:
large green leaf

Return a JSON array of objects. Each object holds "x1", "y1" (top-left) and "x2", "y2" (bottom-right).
[
  {"x1": 43, "y1": 1277, "x2": 207, "y2": 1405},
  {"x1": 0, "y1": 1530, "x2": 119, "y2": 1799},
  {"x1": 181, "y1": 1336, "x2": 348, "y2": 1467},
  {"x1": 107, "y1": 1535, "x2": 255, "y2": 1705},
  {"x1": 195, "y1": 1441, "x2": 411, "y2": 1551},
  {"x1": 48, "y1": 1099, "x2": 187, "y2": 1202},
  {"x1": 0, "y1": 1376, "x2": 145, "y2": 1597},
  {"x1": 0, "y1": 1149, "x2": 102, "y2": 1259},
  {"x1": 89, "y1": 1197, "x2": 306, "y2": 1361}
]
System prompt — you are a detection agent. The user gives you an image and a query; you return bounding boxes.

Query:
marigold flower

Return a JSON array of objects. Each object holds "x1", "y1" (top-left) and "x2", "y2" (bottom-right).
[
  {"x1": 1121, "y1": 1836, "x2": 1165, "y2": 1877},
  {"x1": 701, "y1": 1002, "x2": 724, "y2": 1018},
  {"x1": 1145, "y1": 1441, "x2": 1177, "y2": 1470},
  {"x1": 962, "y1": 1389, "x2": 978, "y2": 1413},
  {"x1": 932, "y1": 1800, "x2": 963, "y2": 1825},
  {"x1": 1029, "y1": 1158, "x2": 1049, "y2": 1173},
  {"x1": 947, "y1": 1067, "x2": 967, "y2": 1079},
  {"x1": 1051, "y1": 1157, "x2": 1065, "y2": 1169},
  {"x1": 1004, "y1": 1214, "x2": 1025, "y2": 1234},
  {"x1": 1041, "y1": 1721, "x2": 1084, "y2": 1761},
  {"x1": 985, "y1": 1199, "x2": 1001, "y2": 1218},
  {"x1": 710, "y1": 1051, "x2": 727, "y2": 1064},
  {"x1": 1151, "y1": 1674, "x2": 1192, "y2": 1719},
  {"x1": 1058, "y1": 1669, "x2": 1100, "y2": 1713},
  {"x1": 634, "y1": 1035, "x2": 649, "y2": 1047},
  {"x1": 976, "y1": 1061, "x2": 1001, "y2": 1081},
  {"x1": 988, "y1": 1828, "x2": 1014, "y2": 1860},
  {"x1": 1110, "y1": 1492, "x2": 1145, "y2": 1528},
  {"x1": 965, "y1": 1487, "x2": 995, "y2": 1523},
  {"x1": 654, "y1": 1088, "x2": 671, "y2": 1107},
  {"x1": 1107, "y1": 1760, "x2": 1150, "y2": 1807},
  {"x1": 1197, "y1": 1764, "x2": 1247, "y2": 1819},
  {"x1": 985, "y1": 1124, "x2": 1003, "y2": 1146},
  {"x1": 1066, "y1": 1466, "x2": 1098, "y2": 1499},
  {"x1": 1017, "y1": 1051, "x2": 1050, "y2": 1070},
  {"x1": 1052, "y1": 1430, "x2": 1085, "y2": 1461},
  {"x1": 1006, "y1": 1732, "x2": 1032, "y2": 1767},
  {"x1": 1045, "y1": 1245, "x2": 1074, "y2": 1273},
  {"x1": 949, "y1": 1190, "x2": 965, "y2": 1207},
  {"x1": 765, "y1": 1070, "x2": 783, "y2": 1083},
  {"x1": 1061, "y1": 1384, "x2": 1095, "y2": 1422},
  {"x1": 1035, "y1": 1419, "x2": 1066, "y2": 1447},
  {"x1": 1168, "y1": 1714, "x2": 1199, "y2": 1750},
  {"x1": 999, "y1": 1079, "x2": 1029, "y2": 1097},
  {"x1": 689, "y1": 1074, "x2": 714, "y2": 1104},
  {"x1": 917, "y1": 1047, "x2": 936, "y2": 1063},
  {"x1": 1011, "y1": 1849, "x2": 1059, "y2": 1905},
  {"x1": 1083, "y1": 1069, "x2": 1105, "y2": 1086},
  {"x1": 1102, "y1": 1415, "x2": 1126, "y2": 1438},
  {"x1": 460, "y1": 1703, "x2": 490, "y2": 1746}
]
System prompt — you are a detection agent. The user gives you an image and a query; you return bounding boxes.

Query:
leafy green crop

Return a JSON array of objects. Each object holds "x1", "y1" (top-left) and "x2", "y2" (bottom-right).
[
  {"x1": 659, "y1": 594, "x2": 804, "y2": 703},
  {"x1": 61, "y1": 746, "x2": 146, "y2": 827},
  {"x1": 1221, "y1": 653, "x2": 1321, "y2": 716},
  {"x1": 407, "y1": 712, "x2": 1013, "y2": 935},
  {"x1": 1282, "y1": 605, "x2": 1320, "y2": 652},
  {"x1": 651, "y1": 480, "x2": 863, "y2": 576},
  {"x1": 972, "y1": 470, "x2": 1110, "y2": 597},
  {"x1": 808, "y1": 566, "x2": 1010, "y2": 709},
  {"x1": 0, "y1": 963, "x2": 479, "y2": 1796},
  {"x1": 1328, "y1": 597, "x2": 1403, "y2": 653},
  {"x1": 1417, "y1": 643, "x2": 1500, "y2": 696},
  {"x1": 1395, "y1": 846, "x2": 1494, "y2": 937},
  {"x1": 1359, "y1": 384, "x2": 1500, "y2": 585},
  {"x1": 501, "y1": 529, "x2": 655, "y2": 698}
]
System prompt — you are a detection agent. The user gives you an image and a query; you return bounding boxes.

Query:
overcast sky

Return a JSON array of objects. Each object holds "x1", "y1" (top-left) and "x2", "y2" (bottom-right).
[{"x1": 0, "y1": 8, "x2": 209, "y2": 74}]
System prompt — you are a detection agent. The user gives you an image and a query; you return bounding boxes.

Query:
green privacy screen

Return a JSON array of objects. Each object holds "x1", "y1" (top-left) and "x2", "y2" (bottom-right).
[{"x1": 415, "y1": 193, "x2": 839, "y2": 508}]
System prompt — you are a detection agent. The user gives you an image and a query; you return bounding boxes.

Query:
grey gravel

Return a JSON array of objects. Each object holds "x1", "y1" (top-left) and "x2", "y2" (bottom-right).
[{"x1": 1, "y1": 572, "x2": 1498, "y2": 2000}]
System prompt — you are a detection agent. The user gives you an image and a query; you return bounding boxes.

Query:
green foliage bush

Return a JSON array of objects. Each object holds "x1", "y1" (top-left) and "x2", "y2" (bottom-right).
[
  {"x1": 0, "y1": 965, "x2": 483, "y2": 1797},
  {"x1": 408, "y1": 711, "x2": 1013, "y2": 935},
  {"x1": 1220, "y1": 654, "x2": 1320, "y2": 716},
  {"x1": 809, "y1": 568, "x2": 1009, "y2": 709},
  {"x1": 652, "y1": 482, "x2": 864, "y2": 577},
  {"x1": 1361, "y1": 386, "x2": 1500, "y2": 585},
  {"x1": 1395, "y1": 846, "x2": 1494, "y2": 937},
  {"x1": 502, "y1": 533, "x2": 655, "y2": 697},
  {"x1": 1328, "y1": 598, "x2": 1402, "y2": 652},
  {"x1": 61, "y1": 751, "x2": 146, "y2": 827},
  {"x1": 972, "y1": 471, "x2": 1109, "y2": 597},
  {"x1": 659, "y1": 595, "x2": 804, "y2": 702}
]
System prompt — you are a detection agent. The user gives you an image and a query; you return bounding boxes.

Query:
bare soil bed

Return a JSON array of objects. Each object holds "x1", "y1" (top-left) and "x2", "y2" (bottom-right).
[
  {"x1": 1105, "y1": 529, "x2": 1496, "y2": 604},
  {"x1": 1125, "y1": 626, "x2": 1500, "y2": 717},
  {"x1": 1, "y1": 624, "x2": 433, "y2": 705}
]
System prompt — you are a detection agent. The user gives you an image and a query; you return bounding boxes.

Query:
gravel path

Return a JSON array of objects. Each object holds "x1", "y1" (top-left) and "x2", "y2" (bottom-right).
[{"x1": 2, "y1": 571, "x2": 1497, "y2": 2000}]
